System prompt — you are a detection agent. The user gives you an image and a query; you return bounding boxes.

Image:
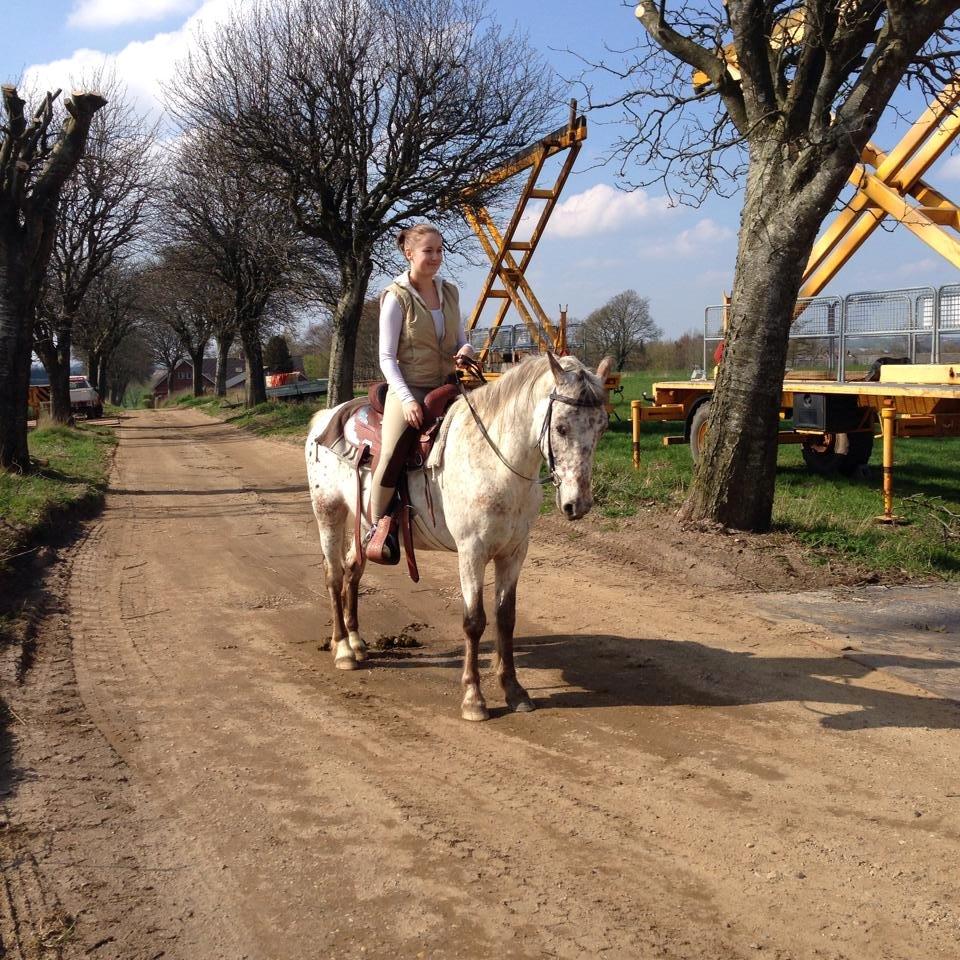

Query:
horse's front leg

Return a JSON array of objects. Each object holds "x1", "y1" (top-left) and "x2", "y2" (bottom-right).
[
  {"x1": 494, "y1": 543, "x2": 534, "y2": 713},
  {"x1": 341, "y1": 538, "x2": 367, "y2": 662},
  {"x1": 458, "y1": 548, "x2": 489, "y2": 722}
]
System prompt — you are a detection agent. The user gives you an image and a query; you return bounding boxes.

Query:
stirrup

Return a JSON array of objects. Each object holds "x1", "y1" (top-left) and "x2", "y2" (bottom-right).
[{"x1": 364, "y1": 516, "x2": 400, "y2": 565}]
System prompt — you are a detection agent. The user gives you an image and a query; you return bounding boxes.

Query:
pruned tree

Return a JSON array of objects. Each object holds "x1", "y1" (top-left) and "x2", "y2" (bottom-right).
[
  {"x1": 157, "y1": 129, "x2": 316, "y2": 406},
  {"x1": 171, "y1": 0, "x2": 560, "y2": 406},
  {"x1": 34, "y1": 73, "x2": 156, "y2": 424},
  {"x1": 588, "y1": 2, "x2": 960, "y2": 530},
  {"x1": 0, "y1": 84, "x2": 106, "y2": 470},
  {"x1": 580, "y1": 289, "x2": 661, "y2": 371}
]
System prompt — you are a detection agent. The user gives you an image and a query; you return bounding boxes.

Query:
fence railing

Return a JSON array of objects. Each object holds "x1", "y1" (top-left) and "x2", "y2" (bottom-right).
[{"x1": 704, "y1": 283, "x2": 960, "y2": 380}]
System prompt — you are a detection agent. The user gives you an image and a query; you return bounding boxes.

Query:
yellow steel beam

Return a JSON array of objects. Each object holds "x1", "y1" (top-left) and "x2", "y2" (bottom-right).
[
  {"x1": 799, "y1": 79, "x2": 960, "y2": 299},
  {"x1": 857, "y1": 171, "x2": 960, "y2": 269}
]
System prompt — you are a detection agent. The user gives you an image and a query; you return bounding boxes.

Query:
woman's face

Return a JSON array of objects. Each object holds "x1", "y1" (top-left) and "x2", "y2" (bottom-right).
[{"x1": 405, "y1": 232, "x2": 443, "y2": 279}]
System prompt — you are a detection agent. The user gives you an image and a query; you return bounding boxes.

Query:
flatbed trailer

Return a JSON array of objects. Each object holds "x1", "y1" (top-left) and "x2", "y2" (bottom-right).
[
  {"x1": 631, "y1": 364, "x2": 960, "y2": 520},
  {"x1": 265, "y1": 378, "x2": 328, "y2": 401}
]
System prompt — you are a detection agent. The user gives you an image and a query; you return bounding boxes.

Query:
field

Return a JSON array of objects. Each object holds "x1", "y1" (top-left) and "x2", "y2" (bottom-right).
[{"x1": 601, "y1": 371, "x2": 960, "y2": 578}]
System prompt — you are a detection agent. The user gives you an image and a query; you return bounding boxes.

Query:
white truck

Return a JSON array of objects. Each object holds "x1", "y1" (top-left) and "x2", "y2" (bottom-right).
[{"x1": 69, "y1": 376, "x2": 104, "y2": 419}]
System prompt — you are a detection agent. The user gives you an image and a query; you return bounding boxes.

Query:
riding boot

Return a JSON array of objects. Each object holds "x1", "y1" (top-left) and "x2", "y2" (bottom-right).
[{"x1": 364, "y1": 514, "x2": 400, "y2": 565}]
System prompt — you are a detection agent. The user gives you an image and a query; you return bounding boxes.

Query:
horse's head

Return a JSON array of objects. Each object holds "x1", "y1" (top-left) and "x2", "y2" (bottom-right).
[{"x1": 542, "y1": 353, "x2": 614, "y2": 520}]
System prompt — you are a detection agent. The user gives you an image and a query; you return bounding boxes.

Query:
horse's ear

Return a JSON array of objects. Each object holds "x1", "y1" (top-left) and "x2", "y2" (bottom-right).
[
  {"x1": 547, "y1": 351, "x2": 565, "y2": 384},
  {"x1": 597, "y1": 356, "x2": 614, "y2": 382}
]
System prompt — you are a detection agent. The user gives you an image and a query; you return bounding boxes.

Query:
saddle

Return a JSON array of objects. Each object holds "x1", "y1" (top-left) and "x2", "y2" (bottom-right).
[{"x1": 313, "y1": 380, "x2": 461, "y2": 582}]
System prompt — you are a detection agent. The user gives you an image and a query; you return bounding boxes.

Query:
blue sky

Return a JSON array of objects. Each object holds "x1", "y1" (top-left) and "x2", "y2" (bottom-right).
[{"x1": 5, "y1": 0, "x2": 960, "y2": 338}]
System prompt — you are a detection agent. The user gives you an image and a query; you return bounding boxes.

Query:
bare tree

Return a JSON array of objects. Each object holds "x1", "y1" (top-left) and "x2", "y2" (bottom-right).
[
  {"x1": 158, "y1": 130, "x2": 316, "y2": 406},
  {"x1": 34, "y1": 74, "x2": 156, "y2": 423},
  {"x1": 171, "y1": 0, "x2": 560, "y2": 406},
  {"x1": 73, "y1": 261, "x2": 146, "y2": 398},
  {"x1": 588, "y1": 2, "x2": 960, "y2": 530},
  {"x1": 580, "y1": 289, "x2": 661, "y2": 371},
  {"x1": 141, "y1": 251, "x2": 223, "y2": 397},
  {"x1": 0, "y1": 84, "x2": 106, "y2": 470},
  {"x1": 103, "y1": 328, "x2": 154, "y2": 405}
]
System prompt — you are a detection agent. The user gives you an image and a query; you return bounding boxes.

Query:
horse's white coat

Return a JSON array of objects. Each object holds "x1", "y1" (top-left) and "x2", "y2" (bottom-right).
[{"x1": 304, "y1": 353, "x2": 613, "y2": 720}]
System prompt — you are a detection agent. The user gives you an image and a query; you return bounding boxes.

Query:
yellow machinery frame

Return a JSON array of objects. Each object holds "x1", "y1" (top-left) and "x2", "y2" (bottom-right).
[
  {"x1": 801, "y1": 79, "x2": 960, "y2": 296},
  {"x1": 462, "y1": 101, "x2": 587, "y2": 365}
]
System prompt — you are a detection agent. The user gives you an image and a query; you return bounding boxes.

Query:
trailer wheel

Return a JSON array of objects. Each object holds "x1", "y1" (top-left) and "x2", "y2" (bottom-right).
[
  {"x1": 801, "y1": 431, "x2": 873, "y2": 476},
  {"x1": 689, "y1": 402, "x2": 711, "y2": 463}
]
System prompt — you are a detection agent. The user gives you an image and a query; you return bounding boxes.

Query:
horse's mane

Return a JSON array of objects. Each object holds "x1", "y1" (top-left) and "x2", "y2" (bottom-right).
[{"x1": 466, "y1": 354, "x2": 604, "y2": 422}]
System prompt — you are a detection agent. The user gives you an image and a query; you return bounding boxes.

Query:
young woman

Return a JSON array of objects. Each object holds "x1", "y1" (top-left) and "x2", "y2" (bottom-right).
[{"x1": 365, "y1": 224, "x2": 474, "y2": 562}]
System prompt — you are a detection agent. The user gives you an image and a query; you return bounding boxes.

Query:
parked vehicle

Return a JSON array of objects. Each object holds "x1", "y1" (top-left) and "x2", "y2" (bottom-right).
[{"x1": 69, "y1": 376, "x2": 104, "y2": 419}]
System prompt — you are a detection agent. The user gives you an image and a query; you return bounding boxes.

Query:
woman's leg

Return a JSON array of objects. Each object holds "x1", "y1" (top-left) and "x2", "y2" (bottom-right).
[{"x1": 370, "y1": 386, "x2": 427, "y2": 520}]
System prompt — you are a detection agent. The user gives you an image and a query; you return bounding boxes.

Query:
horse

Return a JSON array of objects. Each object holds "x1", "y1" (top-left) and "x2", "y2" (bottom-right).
[{"x1": 304, "y1": 352, "x2": 613, "y2": 721}]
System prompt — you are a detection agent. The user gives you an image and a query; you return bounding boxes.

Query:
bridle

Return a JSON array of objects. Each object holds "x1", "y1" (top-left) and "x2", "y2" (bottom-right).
[{"x1": 455, "y1": 356, "x2": 606, "y2": 487}]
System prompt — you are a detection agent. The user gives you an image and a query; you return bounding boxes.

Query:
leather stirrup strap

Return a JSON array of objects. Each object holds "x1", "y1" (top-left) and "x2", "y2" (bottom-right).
[
  {"x1": 354, "y1": 444, "x2": 371, "y2": 561},
  {"x1": 398, "y1": 475, "x2": 419, "y2": 583}
]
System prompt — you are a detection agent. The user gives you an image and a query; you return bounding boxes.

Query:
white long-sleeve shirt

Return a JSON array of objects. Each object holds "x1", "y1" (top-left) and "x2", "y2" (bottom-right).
[{"x1": 379, "y1": 273, "x2": 473, "y2": 404}]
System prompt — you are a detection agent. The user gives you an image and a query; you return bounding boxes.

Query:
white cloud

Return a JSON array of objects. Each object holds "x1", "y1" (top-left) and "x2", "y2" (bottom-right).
[
  {"x1": 519, "y1": 183, "x2": 672, "y2": 240},
  {"x1": 642, "y1": 218, "x2": 735, "y2": 258},
  {"x1": 25, "y1": 0, "x2": 233, "y2": 120},
  {"x1": 68, "y1": 0, "x2": 202, "y2": 29}
]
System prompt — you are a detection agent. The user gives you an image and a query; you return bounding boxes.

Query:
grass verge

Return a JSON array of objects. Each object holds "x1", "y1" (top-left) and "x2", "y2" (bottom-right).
[{"x1": 0, "y1": 424, "x2": 116, "y2": 575}]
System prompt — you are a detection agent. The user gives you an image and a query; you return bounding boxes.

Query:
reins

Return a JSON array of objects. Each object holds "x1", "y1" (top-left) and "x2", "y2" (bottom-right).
[{"x1": 455, "y1": 356, "x2": 605, "y2": 487}]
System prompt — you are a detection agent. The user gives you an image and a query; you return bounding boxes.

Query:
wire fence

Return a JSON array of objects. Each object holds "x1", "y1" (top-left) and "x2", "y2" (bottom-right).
[{"x1": 703, "y1": 283, "x2": 960, "y2": 380}]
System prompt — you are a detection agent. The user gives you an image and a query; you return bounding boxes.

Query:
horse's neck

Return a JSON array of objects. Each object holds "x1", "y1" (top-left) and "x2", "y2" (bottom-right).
[{"x1": 456, "y1": 377, "x2": 546, "y2": 481}]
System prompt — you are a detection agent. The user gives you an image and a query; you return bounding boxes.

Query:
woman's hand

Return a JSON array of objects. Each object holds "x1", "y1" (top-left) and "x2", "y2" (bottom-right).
[
  {"x1": 402, "y1": 400, "x2": 424, "y2": 429},
  {"x1": 454, "y1": 346, "x2": 473, "y2": 368}
]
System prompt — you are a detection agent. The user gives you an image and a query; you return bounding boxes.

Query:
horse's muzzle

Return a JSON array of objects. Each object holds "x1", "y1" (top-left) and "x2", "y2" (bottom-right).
[{"x1": 560, "y1": 496, "x2": 592, "y2": 520}]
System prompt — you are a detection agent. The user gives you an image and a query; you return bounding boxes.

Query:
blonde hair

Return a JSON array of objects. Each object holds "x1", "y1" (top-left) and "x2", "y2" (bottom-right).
[{"x1": 397, "y1": 223, "x2": 442, "y2": 255}]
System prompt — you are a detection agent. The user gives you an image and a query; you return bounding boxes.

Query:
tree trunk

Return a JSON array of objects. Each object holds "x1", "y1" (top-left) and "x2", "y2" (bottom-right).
[
  {"x1": 88, "y1": 352, "x2": 102, "y2": 396},
  {"x1": 327, "y1": 262, "x2": 373, "y2": 408},
  {"x1": 0, "y1": 249, "x2": 36, "y2": 470},
  {"x1": 34, "y1": 328, "x2": 73, "y2": 424},
  {"x1": 189, "y1": 347, "x2": 206, "y2": 396},
  {"x1": 214, "y1": 333, "x2": 234, "y2": 397},
  {"x1": 239, "y1": 330, "x2": 266, "y2": 406},
  {"x1": 678, "y1": 161, "x2": 823, "y2": 531}
]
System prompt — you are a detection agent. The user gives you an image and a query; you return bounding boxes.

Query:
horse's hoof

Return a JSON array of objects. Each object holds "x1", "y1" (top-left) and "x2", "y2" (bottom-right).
[
  {"x1": 510, "y1": 697, "x2": 536, "y2": 713},
  {"x1": 348, "y1": 632, "x2": 367, "y2": 661},
  {"x1": 335, "y1": 656, "x2": 359, "y2": 670},
  {"x1": 461, "y1": 703, "x2": 490, "y2": 722}
]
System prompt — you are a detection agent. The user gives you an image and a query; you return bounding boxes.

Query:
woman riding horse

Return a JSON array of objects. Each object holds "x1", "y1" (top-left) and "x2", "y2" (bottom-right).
[{"x1": 365, "y1": 223, "x2": 474, "y2": 563}]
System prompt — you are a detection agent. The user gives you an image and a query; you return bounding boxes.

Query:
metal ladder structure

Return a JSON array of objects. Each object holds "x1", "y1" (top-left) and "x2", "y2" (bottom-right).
[{"x1": 462, "y1": 101, "x2": 587, "y2": 365}]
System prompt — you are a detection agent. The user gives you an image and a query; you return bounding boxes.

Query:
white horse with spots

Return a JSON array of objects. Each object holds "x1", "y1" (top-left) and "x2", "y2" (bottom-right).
[{"x1": 305, "y1": 353, "x2": 613, "y2": 721}]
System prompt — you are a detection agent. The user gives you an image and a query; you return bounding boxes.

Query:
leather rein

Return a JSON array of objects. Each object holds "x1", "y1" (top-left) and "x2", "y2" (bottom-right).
[{"x1": 455, "y1": 356, "x2": 606, "y2": 487}]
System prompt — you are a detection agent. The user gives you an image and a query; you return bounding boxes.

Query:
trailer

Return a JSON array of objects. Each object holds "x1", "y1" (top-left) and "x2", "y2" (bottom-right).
[{"x1": 264, "y1": 378, "x2": 328, "y2": 402}]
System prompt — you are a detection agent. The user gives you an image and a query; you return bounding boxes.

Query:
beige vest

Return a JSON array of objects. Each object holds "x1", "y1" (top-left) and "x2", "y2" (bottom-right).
[{"x1": 384, "y1": 280, "x2": 460, "y2": 388}]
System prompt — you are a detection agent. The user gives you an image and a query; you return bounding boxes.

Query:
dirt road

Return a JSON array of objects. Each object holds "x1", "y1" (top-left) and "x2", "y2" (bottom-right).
[{"x1": 3, "y1": 407, "x2": 960, "y2": 959}]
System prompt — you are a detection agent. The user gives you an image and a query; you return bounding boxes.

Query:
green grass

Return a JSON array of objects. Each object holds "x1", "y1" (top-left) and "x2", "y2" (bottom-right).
[
  {"x1": 173, "y1": 392, "x2": 327, "y2": 440},
  {"x1": 0, "y1": 424, "x2": 116, "y2": 571}
]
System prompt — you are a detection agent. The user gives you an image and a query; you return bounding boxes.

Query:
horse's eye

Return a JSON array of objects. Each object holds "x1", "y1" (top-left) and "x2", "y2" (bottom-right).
[{"x1": 555, "y1": 424, "x2": 567, "y2": 437}]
